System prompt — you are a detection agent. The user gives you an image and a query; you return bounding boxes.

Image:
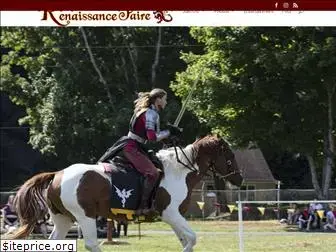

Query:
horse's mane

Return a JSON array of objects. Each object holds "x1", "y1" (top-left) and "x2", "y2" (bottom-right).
[{"x1": 193, "y1": 134, "x2": 227, "y2": 153}]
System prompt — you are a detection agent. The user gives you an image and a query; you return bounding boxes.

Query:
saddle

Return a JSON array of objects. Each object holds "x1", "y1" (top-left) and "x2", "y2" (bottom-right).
[
  {"x1": 98, "y1": 136, "x2": 163, "y2": 171},
  {"x1": 98, "y1": 137, "x2": 163, "y2": 221}
]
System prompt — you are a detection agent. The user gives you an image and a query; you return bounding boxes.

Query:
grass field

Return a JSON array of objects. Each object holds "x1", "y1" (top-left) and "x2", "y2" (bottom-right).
[{"x1": 75, "y1": 220, "x2": 336, "y2": 252}]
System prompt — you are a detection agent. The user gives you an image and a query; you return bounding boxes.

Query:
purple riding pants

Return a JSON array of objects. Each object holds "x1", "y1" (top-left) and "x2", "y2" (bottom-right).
[{"x1": 123, "y1": 140, "x2": 159, "y2": 184}]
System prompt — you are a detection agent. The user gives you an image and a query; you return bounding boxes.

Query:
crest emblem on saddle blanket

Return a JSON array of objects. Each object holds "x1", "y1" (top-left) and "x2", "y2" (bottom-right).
[{"x1": 113, "y1": 185, "x2": 134, "y2": 208}]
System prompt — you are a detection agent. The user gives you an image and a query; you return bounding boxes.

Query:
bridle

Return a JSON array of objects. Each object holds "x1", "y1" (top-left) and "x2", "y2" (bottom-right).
[
  {"x1": 171, "y1": 140, "x2": 241, "y2": 181},
  {"x1": 209, "y1": 162, "x2": 241, "y2": 180}
]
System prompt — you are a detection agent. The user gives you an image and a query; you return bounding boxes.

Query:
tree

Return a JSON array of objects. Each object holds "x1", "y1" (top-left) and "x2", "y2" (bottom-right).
[
  {"x1": 1, "y1": 27, "x2": 204, "y2": 173},
  {"x1": 171, "y1": 27, "x2": 336, "y2": 198}
]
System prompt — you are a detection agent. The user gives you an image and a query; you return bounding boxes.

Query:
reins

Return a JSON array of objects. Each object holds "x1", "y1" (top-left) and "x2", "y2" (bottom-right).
[
  {"x1": 172, "y1": 144, "x2": 198, "y2": 172},
  {"x1": 171, "y1": 140, "x2": 238, "y2": 180},
  {"x1": 210, "y1": 167, "x2": 239, "y2": 180}
]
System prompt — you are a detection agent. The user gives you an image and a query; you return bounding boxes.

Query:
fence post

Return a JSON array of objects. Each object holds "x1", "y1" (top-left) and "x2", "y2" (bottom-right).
[
  {"x1": 238, "y1": 190, "x2": 244, "y2": 252},
  {"x1": 277, "y1": 181, "x2": 281, "y2": 220},
  {"x1": 201, "y1": 182, "x2": 205, "y2": 220}
]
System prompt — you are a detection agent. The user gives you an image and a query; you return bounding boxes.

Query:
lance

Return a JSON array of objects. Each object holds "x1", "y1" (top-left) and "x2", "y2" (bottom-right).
[{"x1": 173, "y1": 68, "x2": 204, "y2": 127}]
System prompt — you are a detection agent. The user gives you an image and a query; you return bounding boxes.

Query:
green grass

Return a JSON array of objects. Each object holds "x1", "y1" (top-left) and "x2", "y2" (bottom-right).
[
  {"x1": 127, "y1": 220, "x2": 288, "y2": 232},
  {"x1": 75, "y1": 220, "x2": 336, "y2": 252}
]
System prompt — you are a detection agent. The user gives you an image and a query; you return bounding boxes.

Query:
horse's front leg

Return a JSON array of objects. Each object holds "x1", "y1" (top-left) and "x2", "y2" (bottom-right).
[
  {"x1": 161, "y1": 208, "x2": 196, "y2": 252},
  {"x1": 171, "y1": 224, "x2": 188, "y2": 248}
]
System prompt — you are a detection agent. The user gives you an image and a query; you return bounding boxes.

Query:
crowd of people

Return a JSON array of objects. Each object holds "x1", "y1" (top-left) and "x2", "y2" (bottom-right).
[{"x1": 288, "y1": 202, "x2": 336, "y2": 232}]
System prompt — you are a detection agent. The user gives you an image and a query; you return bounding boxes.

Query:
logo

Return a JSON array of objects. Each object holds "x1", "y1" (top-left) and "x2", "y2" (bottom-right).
[
  {"x1": 153, "y1": 11, "x2": 173, "y2": 24},
  {"x1": 113, "y1": 185, "x2": 134, "y2": 208},
  {"x1": 41, "y1": 11, "x2": 157, "y2": 27}
]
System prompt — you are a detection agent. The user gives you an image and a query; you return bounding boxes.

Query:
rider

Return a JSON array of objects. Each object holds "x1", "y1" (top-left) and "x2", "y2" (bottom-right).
[
  {"x1": 99, "y1": 88, "x2": 181, "y2": 215},
  {"x1": 125, "y1": 88, "x2": 171, "y2": 215}
]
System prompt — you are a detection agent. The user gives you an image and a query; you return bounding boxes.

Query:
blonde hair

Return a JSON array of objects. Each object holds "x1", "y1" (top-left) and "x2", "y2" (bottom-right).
[{"x1": 134, "y1": 88, "x2": 167, "y2": 113}]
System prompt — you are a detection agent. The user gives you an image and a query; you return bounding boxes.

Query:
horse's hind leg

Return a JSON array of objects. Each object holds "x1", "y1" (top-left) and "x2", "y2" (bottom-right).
[
  {"x1": 76, "y1": 216, "x2": 101, "y2": 252},
  {"x1": 49, "y1": 213, "x2": 73, "y2": 239}
]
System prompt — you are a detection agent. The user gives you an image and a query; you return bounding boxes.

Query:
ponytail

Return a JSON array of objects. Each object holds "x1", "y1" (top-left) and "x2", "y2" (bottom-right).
[{"x1": 134, "y1": 92, "x2": 151, "y2": 113}]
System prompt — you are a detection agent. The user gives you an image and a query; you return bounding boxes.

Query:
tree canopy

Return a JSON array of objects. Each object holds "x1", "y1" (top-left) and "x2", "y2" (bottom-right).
[{"x1": 171, "y1": 27, "x2": 336, "y2": 198}]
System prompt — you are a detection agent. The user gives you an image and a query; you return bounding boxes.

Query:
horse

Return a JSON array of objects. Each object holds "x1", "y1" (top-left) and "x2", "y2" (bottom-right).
[{"x1": 11, "y1": 134, "x2": 243, "y2": 252}]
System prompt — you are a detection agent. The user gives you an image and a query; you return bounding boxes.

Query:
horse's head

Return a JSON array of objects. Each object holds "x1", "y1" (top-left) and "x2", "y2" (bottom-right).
[{"x1": 193, "y1": 135, "x2": 243, "y2": 187}]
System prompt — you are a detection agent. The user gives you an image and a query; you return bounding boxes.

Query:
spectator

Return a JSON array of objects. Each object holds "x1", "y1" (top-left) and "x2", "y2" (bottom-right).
[
  {"x1": 35, "y1": 213, "x2": 51, "y2": 238},
  {"x1": 96, "y1": 216, "x2": 108, "y2": 238},
  {"x1": 2, "y1": 195, "x2": 18, "y2": 230},
  {"x1": 309, "y1": 200, "x2": 324, "y2": 229},
  {"x1": 287, "y1": 203, "x2": 300, "y2": 225},
  {"x1": 309, "y1": 200, "x2": 324, "y2": 211},
  {"x1": 0, "y1": 209, "x2": 5, "y2": 234},
  {"x1": 1, "y1": 195, "x2": 19, "y2": 233},
  {"x1": 117, "y1": 219, "x2": 128, "y2": 237},
  {"x1": 97, "y1": 217, "x2": 118, "y2": 238},
  {"x1": 323, "y1": 205, "x2": 336, "y2": 231},
  {"x1": 298, "y1": 206, "x2": 311, "y2": 231}
]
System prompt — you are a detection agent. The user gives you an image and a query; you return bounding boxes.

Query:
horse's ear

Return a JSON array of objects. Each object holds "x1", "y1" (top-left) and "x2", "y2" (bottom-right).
[
  {"x1": 212, "y1": 133, "x2": 222, "y2": 141},
  {"x1": 221, "y1": 137, "x2": 233, "y2": 148},
  {"x1": 215, "y1": 135, "x2": 229, "y2": 147},
  {"x1": 194, "y1": 133, "x2": 207, "y2": 141},
  {"x1": 193, "y1": 136, "x2": 202, "y2": 144}
]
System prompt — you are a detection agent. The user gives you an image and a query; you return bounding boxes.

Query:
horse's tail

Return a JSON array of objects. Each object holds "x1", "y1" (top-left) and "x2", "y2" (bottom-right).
[{"x1": 10, "y1": 172, "x2": 56, "y2": 239}]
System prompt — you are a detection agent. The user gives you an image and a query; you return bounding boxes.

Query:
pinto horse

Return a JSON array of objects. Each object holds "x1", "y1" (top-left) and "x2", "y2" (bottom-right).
[{"x1": 11, "y1": 135, "x2": 242, "y2": 252}]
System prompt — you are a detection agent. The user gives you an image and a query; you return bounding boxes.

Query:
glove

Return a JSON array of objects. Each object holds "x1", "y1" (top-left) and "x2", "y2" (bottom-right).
[{"x1": 166, "y1": 123, "x2": 183, "y2": 137}]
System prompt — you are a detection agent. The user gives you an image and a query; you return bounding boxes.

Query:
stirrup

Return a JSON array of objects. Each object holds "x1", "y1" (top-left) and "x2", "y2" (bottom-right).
[{"x1": 135, "y1": 205, "x2": 156, "y2": 216}]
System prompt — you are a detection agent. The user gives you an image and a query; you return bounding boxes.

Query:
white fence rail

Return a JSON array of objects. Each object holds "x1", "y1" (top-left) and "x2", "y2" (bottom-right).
[
  {"x1": 191, "y1": 188, "x2": 336, "y2": 202},
  {"x1": 184, "y1": 188, "x2": 336, "y2": 218}
]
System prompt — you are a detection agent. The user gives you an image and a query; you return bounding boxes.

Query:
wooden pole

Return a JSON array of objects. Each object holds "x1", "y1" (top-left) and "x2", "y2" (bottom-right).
[
  {"x1": 101, "y1": 218, "x2": 115, "y2": 245},
  {"x1": 107, "y1": 219, "x2": 113, "y2": 242},
  {"x1": 138, "y1": 219, "x2": 141, "y2": 240}
]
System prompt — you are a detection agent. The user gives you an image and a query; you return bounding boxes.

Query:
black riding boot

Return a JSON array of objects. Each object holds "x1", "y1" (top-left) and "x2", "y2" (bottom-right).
[{"x1": 135, "y1": 177, "x2": 157, "y2": 216}]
